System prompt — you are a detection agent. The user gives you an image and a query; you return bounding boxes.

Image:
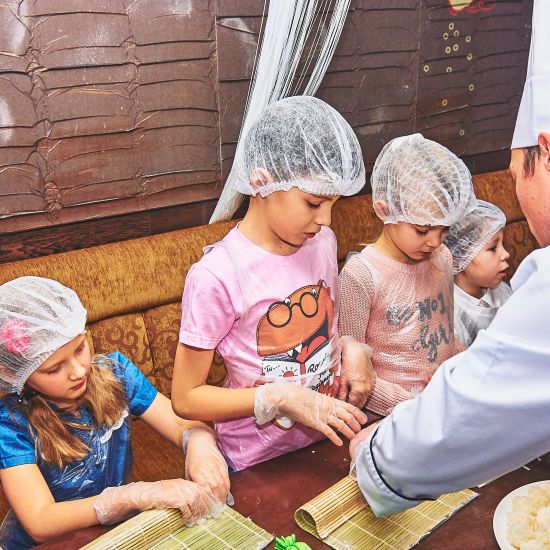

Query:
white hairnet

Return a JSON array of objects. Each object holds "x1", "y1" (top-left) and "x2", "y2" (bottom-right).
[
  {"x1": 0, "y1": 276, "x2": 87, "y2": 394},
  {"x1": 445, "y1": 200, "x2": 506, "y2": 274},
  {"x1": 371, "y1": 133, "x2": 476, "y2": 226},
  {"x1": 233, "y1": 96, "x2": 365, "y2": 197}
]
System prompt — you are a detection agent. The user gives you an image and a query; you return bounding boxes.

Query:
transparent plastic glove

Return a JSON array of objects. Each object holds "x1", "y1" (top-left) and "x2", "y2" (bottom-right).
[
  {"x1": 182, "y1": 427, "x2": 231, "y2": 504},
  {"x1": 94, "y1": 479, "x2": 222, "y2": 526},
  {"x1": 254, "y1": 383, "x2": 367, "y2": 446},
  {"x1": 338, "y1": 335, "x2": 376, "y2": 409}
]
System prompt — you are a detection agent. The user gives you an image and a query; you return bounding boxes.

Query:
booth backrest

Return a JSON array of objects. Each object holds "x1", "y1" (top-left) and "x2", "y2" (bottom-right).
[{"x1": 0, "y1": 170, "x2": 537, "y2": 398}]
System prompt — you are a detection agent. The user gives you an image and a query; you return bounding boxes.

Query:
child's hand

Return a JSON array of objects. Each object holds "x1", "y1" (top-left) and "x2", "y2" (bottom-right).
[
  {"x1": 254, "y1": 383, "x2": 367, "y2": 446},
  {"x1": 338, "y1": 336, "x2": 376, "y2": 408},
  {"x1": 183, "y1": 427, "x2": 231, "y2": 504},
  {"x1": 349, "y1": 421, "x2": 381, "y2": 461},
  {"x1": 94, "y1": 479, "x2": 222, "y2": 526}
]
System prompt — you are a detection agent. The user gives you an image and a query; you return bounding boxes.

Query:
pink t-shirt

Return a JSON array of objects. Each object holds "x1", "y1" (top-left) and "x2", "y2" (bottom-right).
[{"x1": 179, "y1": 225, "x2": 340, "y2": 471}]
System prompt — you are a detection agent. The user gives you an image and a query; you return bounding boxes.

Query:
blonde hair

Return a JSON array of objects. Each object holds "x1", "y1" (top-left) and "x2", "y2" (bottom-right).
[{"x1": 22, "y1": 355, "x2": 127, "y2": 468}]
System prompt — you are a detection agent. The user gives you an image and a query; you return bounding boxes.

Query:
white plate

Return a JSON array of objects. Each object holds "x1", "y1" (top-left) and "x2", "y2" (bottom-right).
[{"x1": 493, "y1": 480, "x2": 550, "y2": 549}]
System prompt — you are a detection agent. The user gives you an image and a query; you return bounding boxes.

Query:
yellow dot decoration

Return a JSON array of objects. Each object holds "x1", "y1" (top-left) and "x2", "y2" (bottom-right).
[
  {"x1": 443, "y1": 32, "x2": 449, "y2": 40},
  {"x1": 468, "y1": 83, "x2": 475, "y2": 91},
  {"x1": 446, "y1": 66, "x2": 453, "y2": 73},
  {"x1": 466, "y1": 35, "x2": 472, "y2": 43},
  {"x1": 467, "y1": 53, "x2": 473, "y2": 61},
  {"x1": 453, "y1": 30, "x2": 460, "y2": 37},
  {"x1": 423, "y1": 64, "x2": 430, "y2": 72},
  {"x1": 445, "y1": 46, "x2": 451, "y2": 54},
  {"x1": 453, "y1": 44, "x2": 459, "y2": 52},
  {"x1": 449, "y1": 22, "x2": 455, "y2": 30},
  {"x1": 442, "y1": 99, "x2": 449, "y2": 106},
  {"x1": 459, "y1": 129, "x2": 465, "y2": 136}
]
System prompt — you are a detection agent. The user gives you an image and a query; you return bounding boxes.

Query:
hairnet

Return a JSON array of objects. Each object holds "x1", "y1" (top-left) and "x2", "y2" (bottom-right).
[
  {"x1": 0, "y1": 276, "x2": 87, "y2": 394},
  {"x1": 233, "y1": 96, "x2": 365, "y2": 197},
  {"x1": 445, "y1": 200, "x2": 506, "y2": 274},
  {"x1": 371, "y1": 133, "x2": 476, "y2": 226}
]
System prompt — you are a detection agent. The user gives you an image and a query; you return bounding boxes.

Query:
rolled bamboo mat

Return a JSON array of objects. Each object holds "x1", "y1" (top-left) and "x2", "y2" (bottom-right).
[{"x1": 295, "y1": 476, "x2": 477, "y2": 549}]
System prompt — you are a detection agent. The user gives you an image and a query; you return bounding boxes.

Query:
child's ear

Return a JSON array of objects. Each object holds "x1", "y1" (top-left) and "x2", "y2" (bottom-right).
[
  {"x1": 250, "y1": 168, "x2": 273, "y2": 190},
  {"x1": 373, "y1": 199, "x2": 390, "y2": 220}
]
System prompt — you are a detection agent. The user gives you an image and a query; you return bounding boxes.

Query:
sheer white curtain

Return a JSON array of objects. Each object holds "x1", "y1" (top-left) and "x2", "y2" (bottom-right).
[{"x1": 209, "y1": 0, "x2": 352, "y2": 223}]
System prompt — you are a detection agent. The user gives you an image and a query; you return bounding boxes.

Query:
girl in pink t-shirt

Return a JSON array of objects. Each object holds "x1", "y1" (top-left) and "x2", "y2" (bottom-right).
[
  {"x1": 339, "y1": 134, "x2": 476, "y2": 416},
  {"x1": 172, "y1": 97, "x2": 372, "y2": 471}
]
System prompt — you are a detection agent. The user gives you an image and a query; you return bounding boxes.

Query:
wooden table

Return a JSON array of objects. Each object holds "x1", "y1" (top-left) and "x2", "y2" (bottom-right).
[{"x1": 36, "y1": 441, "x2": 550, "y2": 549}]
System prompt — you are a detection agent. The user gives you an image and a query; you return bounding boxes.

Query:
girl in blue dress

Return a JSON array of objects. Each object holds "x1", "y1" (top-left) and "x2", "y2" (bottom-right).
[{"x1": 0, "y1": 276, "x2": 229, "y2": 549}]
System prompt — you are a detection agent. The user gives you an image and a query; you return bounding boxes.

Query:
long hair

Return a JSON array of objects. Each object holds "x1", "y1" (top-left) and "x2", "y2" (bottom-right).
[{"x1": 23, "y1": 355, "x2": 127, "y2": 468}]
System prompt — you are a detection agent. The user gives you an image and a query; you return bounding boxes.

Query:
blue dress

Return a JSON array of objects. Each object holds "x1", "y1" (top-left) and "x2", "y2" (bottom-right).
[{"x1": 0, "y1": 353, "x2": 157, "y2": 549}]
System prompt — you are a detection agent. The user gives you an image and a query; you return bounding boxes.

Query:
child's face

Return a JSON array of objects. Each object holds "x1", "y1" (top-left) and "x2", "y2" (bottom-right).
[
  {"x1": 261, "y1": 187, "x2": 340, "y2": 249},
  {"x1": 385, "y1": 222, "x2": 449, "y2": 262},
  {"x1": 462, "y1": 230, "x2": 510, "y2": 290},
  {"x1": 26, "y1": 333, "x2": 91, "y2": 406}
]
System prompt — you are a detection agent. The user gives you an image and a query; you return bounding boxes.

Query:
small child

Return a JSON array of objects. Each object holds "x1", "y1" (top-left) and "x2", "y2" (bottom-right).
[
  {"x1": 172, "y1": 96, "x2": 370, "y2": 472},
  {"x1": 0, "y1": 277, "x2": 228, "y2": 549},
  {"x1": 444, "y1": 199, "x2": 512, "y2": 348},
  {"x1": 339, "y1": 134, "x2": 476, "y2": 416}
]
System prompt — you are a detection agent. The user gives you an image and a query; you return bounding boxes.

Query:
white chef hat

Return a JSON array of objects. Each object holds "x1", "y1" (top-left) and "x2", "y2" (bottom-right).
[{"x1": 511, "y1": 0, "x2": 550, "y2": 149}]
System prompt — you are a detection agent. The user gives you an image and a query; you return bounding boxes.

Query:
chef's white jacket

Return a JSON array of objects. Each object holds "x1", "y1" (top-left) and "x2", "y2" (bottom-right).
[{"x1": 355, "y1": 247, "x2": 550, "y2": 516}]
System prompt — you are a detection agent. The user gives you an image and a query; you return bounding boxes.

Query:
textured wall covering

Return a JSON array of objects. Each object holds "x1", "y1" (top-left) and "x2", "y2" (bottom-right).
[
  {"x1": 1, "y1": 0, "x2": 221, "y2": 233},
  {"x1": 0, "y1": 0, "x2": 532, "y2": 236}
]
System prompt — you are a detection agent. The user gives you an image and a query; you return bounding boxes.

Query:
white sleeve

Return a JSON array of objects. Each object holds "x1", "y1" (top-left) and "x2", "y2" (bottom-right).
[{"x1": 355, "y1": 247, "x2": 550, "y2": 516}]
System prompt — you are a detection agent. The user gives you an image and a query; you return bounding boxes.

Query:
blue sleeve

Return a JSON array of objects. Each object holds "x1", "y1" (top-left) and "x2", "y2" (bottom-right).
[
  {"x1": 107, "y1": 352, "x2": 158, "y2": 416},
  {"x1": 0, "y1": 404, "x2": 36, "y2": 469}
]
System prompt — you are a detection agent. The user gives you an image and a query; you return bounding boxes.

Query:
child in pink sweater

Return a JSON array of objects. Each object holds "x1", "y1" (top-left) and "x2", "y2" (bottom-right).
[{"x1": 339, "y1": 134, "x2": 476, "y2": 416}]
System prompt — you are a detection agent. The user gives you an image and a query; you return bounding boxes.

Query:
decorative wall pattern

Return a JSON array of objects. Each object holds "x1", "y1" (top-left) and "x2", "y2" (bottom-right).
[{"x1": 0, "y1": 0, "x2": 532, "y2": 237}]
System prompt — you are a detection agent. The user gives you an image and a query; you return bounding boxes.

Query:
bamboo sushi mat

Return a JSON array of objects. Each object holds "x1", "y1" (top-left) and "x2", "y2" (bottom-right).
[
  {"x1": 295, "y1": 476, "x2": 478, "y2": 549},
  {"x1": 79, "y1": 505, "x2": 273, "y2": 550}
]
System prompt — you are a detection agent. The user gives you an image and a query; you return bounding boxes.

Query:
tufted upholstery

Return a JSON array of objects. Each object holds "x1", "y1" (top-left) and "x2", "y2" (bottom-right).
[{"x1": 0, "y1": 170, "x2": 537, "y2": 521}]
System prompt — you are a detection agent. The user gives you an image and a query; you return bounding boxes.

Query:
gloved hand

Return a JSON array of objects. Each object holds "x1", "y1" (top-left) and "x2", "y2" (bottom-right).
[
  {"x1": 254, "y1": 383, "x2": 367, "y2": 446},
  {"x1": 182, "y1": 427, "x2": 231, "y2": 504},
  {"x1": 94, "y1": 479, "x2": 222, "y2": 525},
  {"x1": 338, "y1": 335, "x2": 376, "y2": 408}
]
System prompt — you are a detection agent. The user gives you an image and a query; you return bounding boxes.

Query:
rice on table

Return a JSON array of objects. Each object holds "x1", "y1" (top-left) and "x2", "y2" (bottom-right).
[{"x1": 507, "y1": 482, "x2": 550, "y2": 549}]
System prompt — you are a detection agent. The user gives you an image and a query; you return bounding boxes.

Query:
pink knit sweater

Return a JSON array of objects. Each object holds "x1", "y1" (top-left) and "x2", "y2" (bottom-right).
[{"x1": 339, "y1": 244, "x2": 458, "y2": 415}]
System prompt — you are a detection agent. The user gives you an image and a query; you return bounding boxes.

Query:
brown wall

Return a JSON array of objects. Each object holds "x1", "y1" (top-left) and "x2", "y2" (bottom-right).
[{"x1": 0, "y1": 0, "x2": 532, "y2": 261}]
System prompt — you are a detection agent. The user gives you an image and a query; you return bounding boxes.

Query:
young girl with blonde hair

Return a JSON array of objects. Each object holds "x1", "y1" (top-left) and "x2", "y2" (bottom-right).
[
  {"x1": 339, "y1": 134, "x2": 476, "y2": 416},
  {"x1": 0, "y1": 276, "x2": 228, "y2": 549}
]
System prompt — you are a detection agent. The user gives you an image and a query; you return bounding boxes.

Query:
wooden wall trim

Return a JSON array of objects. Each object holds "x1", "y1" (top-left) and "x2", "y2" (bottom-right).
[{"x1": 0, "y1": 199, "x2": 218, "y2": 263}]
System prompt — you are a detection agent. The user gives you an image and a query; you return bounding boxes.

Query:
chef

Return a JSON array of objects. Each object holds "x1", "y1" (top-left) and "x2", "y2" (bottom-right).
[{"x1": 351, "y1": 0, "x2": 550, "y2": 516}]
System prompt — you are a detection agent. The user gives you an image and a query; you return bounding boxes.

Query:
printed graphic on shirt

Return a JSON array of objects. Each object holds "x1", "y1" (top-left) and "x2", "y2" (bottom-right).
[
  {"x1": 386, "y1": 291, "x2": 452, "y2": 363},
  {"x1": 255, "y1": 280, "x2": 338, "y2": 428}
]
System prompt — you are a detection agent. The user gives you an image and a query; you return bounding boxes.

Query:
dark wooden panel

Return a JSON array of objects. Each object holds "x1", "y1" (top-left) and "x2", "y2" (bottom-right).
[
  {"x1": 0, "y1": 1, "x2": 220, "y2": 234},
  {"x1": 0, "y1": 200, "x2": 219, "y2": 264},
  {"x1": 0, "y1": 0, "x2": 531, "y2": 250}
]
